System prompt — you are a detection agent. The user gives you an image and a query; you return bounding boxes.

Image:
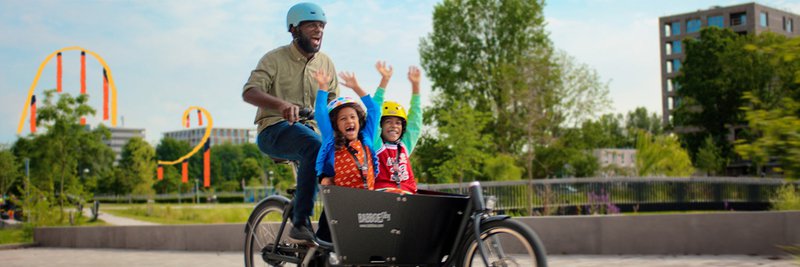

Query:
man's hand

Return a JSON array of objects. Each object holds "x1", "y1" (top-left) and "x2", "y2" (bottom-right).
[
  {"x1": 408, "y1": 66, "x2": 421, "y2": 94},
  {"x1": 313, "y1": 70, "x2": 331, "y2": 91},
  {"x1": 320, "y1": 177, "x2": 333, "y2": 186},
  {"x1": 279, "y1": 102, "x2": 300, "y2": 124}
]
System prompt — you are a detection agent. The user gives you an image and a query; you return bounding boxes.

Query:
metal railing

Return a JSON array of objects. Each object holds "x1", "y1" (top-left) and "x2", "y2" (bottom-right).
[
  {"x1": 418, "y1": 177, "x2": 798, "y2": 211},
  {"x1": 94, "y1": 177, "x2": 798, "y2": 212}
]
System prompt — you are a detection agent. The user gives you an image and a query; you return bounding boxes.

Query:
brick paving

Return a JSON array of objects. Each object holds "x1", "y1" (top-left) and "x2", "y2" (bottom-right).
[{"x1": 0, "y1": 248, "x2": 796, "y2": 266}]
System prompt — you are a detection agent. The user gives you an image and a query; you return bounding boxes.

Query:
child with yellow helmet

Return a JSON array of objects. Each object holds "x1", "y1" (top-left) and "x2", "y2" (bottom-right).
[{"x1": 371, "y1": 62, "x2": 423, "y2": 194}]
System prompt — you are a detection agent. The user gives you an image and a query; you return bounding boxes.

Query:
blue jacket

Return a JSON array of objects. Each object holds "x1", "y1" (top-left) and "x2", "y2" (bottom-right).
[{"x1": 314, "y1": 90, "x2": 380, "y2": 179}]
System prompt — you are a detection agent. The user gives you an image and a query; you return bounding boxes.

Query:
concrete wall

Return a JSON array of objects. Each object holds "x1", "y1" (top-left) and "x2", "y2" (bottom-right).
[{"x1": 35, "y1": 211, "x2": 799, "y2": 255}]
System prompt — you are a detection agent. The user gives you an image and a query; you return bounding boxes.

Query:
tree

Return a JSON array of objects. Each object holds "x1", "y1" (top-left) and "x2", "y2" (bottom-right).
[
  {"x1": 430, "y1": 103, "x2": 491, "y2": 184},
  {"x1": 0, "y1": 147, "x2": 21, "y2": 197},
  {"x1": 696, "y1": 135, "x2": 725, "y2": 176},
  {"x1": 674, "y1": 28, "x2": 791, "y2": 164},
  {"x1": 11, "y1": 90, "x2": 114, "y2": 223},
  {"x1": 419, "y1": 0, "x2": 551, "y2": 156},
  {"x1": 626, "y1": 107, "x2": 662, "y2": 135},
  {"x1": 117, "y1": 137, "x2": 156, "y2": 196},
  {"x1": 732, "y1": 34, "x2": 800, "y2": 179},
  {"x1": 635, "y1": 131, "x2": 694, "y2": 177},
  {"x1": 735, "y1": 94, "x2": 800, "y2": 178},
  {"x1": 154, "y1": 138, "x2": 191, "y2": 193}
]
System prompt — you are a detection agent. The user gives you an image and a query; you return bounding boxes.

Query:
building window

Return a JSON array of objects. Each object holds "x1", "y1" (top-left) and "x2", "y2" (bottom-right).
[
  {"x1": 760, "y1": 12, "x2": 768, "y2": 27},
  {"x1": 673, "y1": 40, "x2": 682, "y2": 54},
  {"x1": 666, "y1": 61, "x2": 673, "y2": 74},
  {"x1": 673, "y1": 59, "x2": 682, "y2": 72},
  {"x1": 730, "y1": 12, "x2": 746, "y2": 26},
  {"x1": 708, "y1": 15, "x2": 724, "y2": 28},
  {"x1": 671, "y1": 21, "x2": 681, "y2": 36},
  {"x1": 675, "y1": 97, "x2": 682, "y2": 109},
  {"x1": 668, "y1": 97, "x2": 674, "y2": 110},
  {"x1": 667, "y1": 79, "x2": 674, "y2": 92},
  {"x1": 785, "y1": 17, "x2": 794, "y2": 32},
  {"x1": 687, "y1": 19, "x2": 701, "y2": 33},
  {"x1": 664, "y1": 23, "x2": 672, "y2": 37},
  {"x1": 665, "y1": 42, "x2": 672, "y2": 55}
]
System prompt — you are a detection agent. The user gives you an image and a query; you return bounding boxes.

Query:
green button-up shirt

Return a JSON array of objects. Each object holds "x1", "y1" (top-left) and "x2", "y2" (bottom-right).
[{"x1": 243, "y1": 42, "x2": 339, "y2": 134}]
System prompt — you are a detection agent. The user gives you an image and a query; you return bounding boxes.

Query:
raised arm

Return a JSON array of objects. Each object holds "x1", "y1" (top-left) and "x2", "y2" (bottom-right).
[
  {"x1": 373, "y1": 61, "x2": 394, "y2": 147},
  {"x1": 404, "y1": 66, "x2": 423, "y2": 153},
  {"x1": 313, "y1": 70, "x2": 334, "y2": 145}
]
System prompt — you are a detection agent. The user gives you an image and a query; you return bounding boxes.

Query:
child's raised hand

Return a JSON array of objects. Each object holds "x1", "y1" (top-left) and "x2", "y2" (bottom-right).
[
  {"x1": 339, "y1": 71, "x2": 367, "y2": 96},
  {"x1": 408, "y1": 66, "x2": 421, "y2": 94},
  {"x1": 313, "y1": 69, "x2": 331, "y2": 91},
  {"x1": 338, "y1": 71, "x2": 361, "y2": 90},
  {"x1": 375, "y1": 61, "x2": 393, "y2": 80}
]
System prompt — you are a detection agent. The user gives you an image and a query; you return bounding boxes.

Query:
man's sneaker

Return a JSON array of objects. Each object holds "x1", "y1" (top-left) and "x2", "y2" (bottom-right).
[{"x1": 289, "y1": 224, "x2": 315, "y2": 243}]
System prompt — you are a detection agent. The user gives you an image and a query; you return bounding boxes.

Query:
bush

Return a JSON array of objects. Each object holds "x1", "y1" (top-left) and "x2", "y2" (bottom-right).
[{"x1": 771, "y1": 184, "x2": 800, "y2": 211}]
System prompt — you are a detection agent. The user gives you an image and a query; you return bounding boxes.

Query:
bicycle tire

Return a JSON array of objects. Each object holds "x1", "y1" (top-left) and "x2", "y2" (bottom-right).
[
  {"x1": 244, "y1": 199, "x2": 293, "y2": 267},
  {"x1": 457, "y1": 219, "x2": 548, "y2": 267}
]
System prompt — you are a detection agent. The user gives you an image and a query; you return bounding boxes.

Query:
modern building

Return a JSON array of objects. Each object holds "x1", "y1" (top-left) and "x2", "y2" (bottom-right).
[
  {"x1": 659, "y1": 3, "x2": 800, "y2": 126},
  {"x1": 104, "y1": 127, "x2": 146, "y2": 160},
  {"x1": 593, "y1": 148, "x2": 637, "y2": 177},
  {"x1": 163, "y1": 127, "x2": 256, "y2": 147}
]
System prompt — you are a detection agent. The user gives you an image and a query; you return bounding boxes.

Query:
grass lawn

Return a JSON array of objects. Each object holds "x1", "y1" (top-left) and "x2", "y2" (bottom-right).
[
  {"x1": 0, "y1": 227, "x2": 31, "y2": 244},
  {"x1": 102, "y1": 203, "x2": 257, "y2": 224}
]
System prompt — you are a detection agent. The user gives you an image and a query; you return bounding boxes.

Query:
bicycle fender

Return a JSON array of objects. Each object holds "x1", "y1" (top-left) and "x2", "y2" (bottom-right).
[
  {"x1": 480, "y1": 215, "x2": 511, "y2": 225},
  {"x1": 244, "y1": 195, "x2": 291, "y2": 233}
]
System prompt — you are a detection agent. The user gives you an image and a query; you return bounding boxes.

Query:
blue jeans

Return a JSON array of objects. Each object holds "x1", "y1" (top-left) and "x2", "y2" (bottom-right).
[{"x1": 257, "y1": 121, "x2": 321, "y2": 226}]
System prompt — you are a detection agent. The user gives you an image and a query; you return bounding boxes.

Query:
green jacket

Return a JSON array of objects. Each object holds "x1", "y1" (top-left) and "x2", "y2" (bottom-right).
[{"x1": 372, "y1": 88, "x2": 422, "y2": 154}]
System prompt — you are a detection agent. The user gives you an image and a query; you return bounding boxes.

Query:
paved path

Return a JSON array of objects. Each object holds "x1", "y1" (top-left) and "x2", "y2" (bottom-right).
[
  {"x1": 0, "y1": 248, "x2": 795, "y2": 267},
  {"x1": 81, "y1": 208, "x2": 157, "y2": 226}
]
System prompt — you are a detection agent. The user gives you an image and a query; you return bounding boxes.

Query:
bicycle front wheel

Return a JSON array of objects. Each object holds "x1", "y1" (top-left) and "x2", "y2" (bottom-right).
[
  {"x1": 244, "y1": 200, "x2": 293, "y2": 267},
  {"x1": 459, "y1": 219, "x2": 548, "y2": 267}
]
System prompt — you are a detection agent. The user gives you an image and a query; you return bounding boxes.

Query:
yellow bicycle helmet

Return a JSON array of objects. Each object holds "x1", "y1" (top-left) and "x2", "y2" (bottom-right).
[{"x1": 381, "y1": 101, "x2": 407, "y2": 121}]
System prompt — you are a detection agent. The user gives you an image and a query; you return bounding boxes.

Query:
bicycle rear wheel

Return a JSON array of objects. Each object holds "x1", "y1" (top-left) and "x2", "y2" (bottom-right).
[
  {"x1": 244, "y1": 200, "x2": 294, "y2": 267},
  {"x1": 459, "y1": 219, "x2": 547, "y2": 267}
]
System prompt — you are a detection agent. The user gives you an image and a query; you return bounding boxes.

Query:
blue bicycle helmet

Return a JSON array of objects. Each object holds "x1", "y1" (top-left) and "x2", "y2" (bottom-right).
[{"x1": 286, "y1": 2, "x2": 327, "y2": 32}]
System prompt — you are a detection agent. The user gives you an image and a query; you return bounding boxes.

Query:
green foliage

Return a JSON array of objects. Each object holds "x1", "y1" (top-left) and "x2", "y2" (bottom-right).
[
  {"x1": 482, "y1": 154, "x2": 523, "y2": 181},
  {"x1": 104, "y1": 204, "x2": 252, "y2": 224},
  {"x1": 0, "y1": 147, "x2": 21, "y2": 197},
  {"x1": 431, "y1": 103, "x2": 491, "y2": 183},
  {"x1": 118, "y1": 137, "x2": 156, "y2": 197},
  {"x1": 635, "y1": 131, "x2": 694, "y2": 177},
  {"x1": 418, "y1": 0, "x2": 610, "y2": 182},
  {"x1": 0, "y1": 227, "x2": 32, "y2": 244},
  {"x1": 696, "y1": 135, "x2": 725, "y2": 176},
  {"x1": 675, "y1": 28, "x2": 800, "y2": 171},
  {"x1": 11, "y1": 90, "x2": 113, "y2": 224},
  {"x1": 770, "y1": 184, "x2": 800, "y2": 211},
  {"x1": 736, "y1": 94, "x2": 800, "y2": 178},
  {"x1": 626, "y1": 107, "x2": 662, "y2": 135}
]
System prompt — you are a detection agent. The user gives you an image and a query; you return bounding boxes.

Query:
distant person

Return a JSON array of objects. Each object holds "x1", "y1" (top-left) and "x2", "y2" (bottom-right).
[
  {"x1": 241, "y1": 2, "x2": 338, "y2": 242},
  {"x1": 372, "y1": 64, "x2": 423, "y2": 194}
]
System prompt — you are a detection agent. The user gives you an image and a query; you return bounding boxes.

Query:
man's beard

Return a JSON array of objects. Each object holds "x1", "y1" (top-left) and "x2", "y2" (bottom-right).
[{"x1": 295, "y1": 31, "x2": 320, "y2": 54}]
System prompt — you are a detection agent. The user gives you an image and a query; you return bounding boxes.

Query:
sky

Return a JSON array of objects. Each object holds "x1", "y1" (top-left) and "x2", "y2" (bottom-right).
[{"x1": 2, "y1": 0, "x2": 800, "y2": 146}]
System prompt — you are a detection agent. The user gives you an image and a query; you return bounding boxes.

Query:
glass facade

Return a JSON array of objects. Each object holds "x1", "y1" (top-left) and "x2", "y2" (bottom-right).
[
  {"x1": 671, "y1": 22, "x2": 681, "y2": 35},
  {"x1": 760, "y1": 12, "x2": 768, "y2": 27},
  {"x1": 731, "y1": 12, "x2": 747, "y2": 26},
  {"x1": 687, "y1": 19, "x2": 702, "y2": 33},
  {"x1": 709, "y1": 16, "x2": 724, "y2": 28}
]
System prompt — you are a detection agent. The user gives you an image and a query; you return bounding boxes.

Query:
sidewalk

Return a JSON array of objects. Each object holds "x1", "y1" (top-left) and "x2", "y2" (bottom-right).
[
  {"x1": 82, "y1": 208, "x2": 157, "y2": 226},
  {"x1": 0, "y1": 248, "x2": 795, "y2": 267}
]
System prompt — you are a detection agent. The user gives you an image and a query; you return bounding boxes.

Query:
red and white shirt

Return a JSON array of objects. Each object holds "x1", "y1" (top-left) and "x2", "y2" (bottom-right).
[{"x1": 374, "y1": 143, "x2": 417, "y2": 194}]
